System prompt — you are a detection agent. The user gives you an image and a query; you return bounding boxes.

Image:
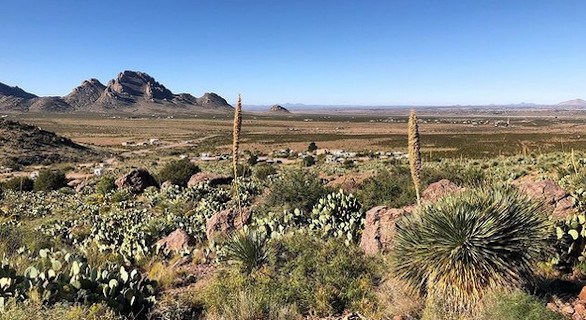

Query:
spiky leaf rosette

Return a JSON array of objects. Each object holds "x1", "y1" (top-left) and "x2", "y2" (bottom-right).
[
  {"x1": 393, "y1": 185, "x2": 550, "y2": 316},
  {"x1": 223, "y1": 229, "x2": 268, "y2": 274}
]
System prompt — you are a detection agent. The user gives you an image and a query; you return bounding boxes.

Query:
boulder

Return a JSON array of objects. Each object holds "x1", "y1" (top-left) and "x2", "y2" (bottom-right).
[
  {"x1": 156, "y1": 229, "x2": 195, "y2": 252},
  {"x1": 67, "y1": 179, "x2": 83, "y2": 187},
  {"x1": 187, "y1": 172, "x2": 232, "y2": 187},
  {"x1": 161, "y1": 180, "x2": 173, "y2": 189},
  {"x1": 75, "y1": 181, "x2": 88, "y2": 193},
  {"x1": 115, "y1": 168, "x2": 159, "y2": 193},
  {"x1": 359, "y1": 206, "x2": 411, "y2": 255},
  {"x1": 421, "y1": 179, "x2": 463, "y2": 203},
  {"x1": 518, "y1": 179, "x2": 576, "y2": 218},
  {"x1": 360, "y1": 179, "x2": 462, "y2": 255},
  {"x1": 206, "y1": 207, "x2": 252, "y2": 241}
]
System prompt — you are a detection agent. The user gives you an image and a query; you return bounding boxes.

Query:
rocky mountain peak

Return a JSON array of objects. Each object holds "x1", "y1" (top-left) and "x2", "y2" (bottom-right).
[
  {"x1": 0, "y1": 82, "x2": 37, "y2": 99},
  {"x1": 269, "y1": 104, "x2": 291, "y2": 113}
]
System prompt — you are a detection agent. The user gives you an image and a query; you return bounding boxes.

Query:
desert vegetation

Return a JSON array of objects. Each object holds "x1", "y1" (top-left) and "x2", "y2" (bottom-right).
[{"x1": 1, "y1": 111, "x2": 586, "y2": 320}]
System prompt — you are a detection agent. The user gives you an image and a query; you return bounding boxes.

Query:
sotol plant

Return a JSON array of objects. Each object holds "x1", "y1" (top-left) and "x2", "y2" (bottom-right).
[
  {"x1": 393, "y1": 185, "x2": 550, "y2": 319},
  {"x1": 408, "y1": 110, "x2": 422, "y2": 205}
]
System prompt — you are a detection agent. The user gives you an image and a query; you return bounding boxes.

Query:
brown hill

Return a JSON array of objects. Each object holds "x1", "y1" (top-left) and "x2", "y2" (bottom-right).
[
  {"x1": 558, "y1": 99, "x2": 586, "y2": 107},
  {"x1": 0, "y1": 119, "x2": 100, "y2": 165},
  {"x1": 0, "y1": 70, "x2": 233, "y2": 114},
  {"x1": 269, "y1": 104, "x2": 291, "y2": 113}
]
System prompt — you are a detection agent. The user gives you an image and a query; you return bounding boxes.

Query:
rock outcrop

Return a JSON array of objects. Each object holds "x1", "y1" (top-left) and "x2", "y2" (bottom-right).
[
  {"x1": 269, "y1": 104, "x2": 291, "y2": 113},
  {"x1": 517, "y1": 178, "x2": 576, "y2": 218},
  {"x1": 206, "y1": 207, "x2": 252, "y2": 241},
  {"x1": 187, "y1": 172, "x2": 233, "y2": 187},
  {"x1": 156, "y1": 229, "x2": 195, "y2": 252},
  {"x1": 359, "y1": 179, "x2": 463, "y2": 255},
  {"x1": 115, "y1": 168, "x2": 159, "y2": 193},
  {"x1": 64, "y1": 78, "x2": 106, "y2": 109}
]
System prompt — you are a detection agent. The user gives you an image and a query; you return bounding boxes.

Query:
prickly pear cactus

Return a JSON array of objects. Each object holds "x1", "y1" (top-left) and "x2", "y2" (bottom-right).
[
  {"x1": 309, "y1": 190, "x2": 364, "y2": 245},
  {"x1": 553, "y1": 213, "x2": 586, "y2": 272}
]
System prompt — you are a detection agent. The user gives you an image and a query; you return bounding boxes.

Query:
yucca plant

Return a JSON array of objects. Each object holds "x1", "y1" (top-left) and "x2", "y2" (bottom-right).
[
  {"x1": 393, "y1": 185, "x2": 551, "y2": 319},
  {"x1": 224, "y1": 229, "x2": 268, "y2": 274}
]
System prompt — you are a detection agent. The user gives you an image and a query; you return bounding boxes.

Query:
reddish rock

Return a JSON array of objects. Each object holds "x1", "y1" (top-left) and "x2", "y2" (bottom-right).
[
  {"x1": 579, "y1": 286, "x2": 586, "y2": 302},
  {"x1": 360, "y1": 179, "x2": 463, "y2": 256},
  {"x1": 359, "y1": 206, "x2": 411, "y2": 255},
  {"x1": 161, "y1": 180, "x2": 173, "y2": 189},
  {"x1": 421, "y1": 179, "x2": 463, "y2": 203},
  {"x1": 156, "y1": 229, "x2": 195, "y2": 252},
  {"x1": 187, "y1": 172, "x2": 232, "y2": 188},
  {"x1": 206, "y1": 207, "x2": 252, "y2": 241},
  {"x1": 67, "y1": 179, "x2": 83, "y2": 187},
  {"x1": 563, "y1": 304, "x2": 575, "y2": 315},
  {"x1": 518, "y1": 179, "x2": 576, "y2": 218},
  {"x1": 115, "y1": 168, "x2": 159, "y2": 193},
  {"x1": 75, "y1": 181, "x2": 87, "y2": 193},
  {"x1": 575, "y1": 303, "x2": 586, "y2": 318}
]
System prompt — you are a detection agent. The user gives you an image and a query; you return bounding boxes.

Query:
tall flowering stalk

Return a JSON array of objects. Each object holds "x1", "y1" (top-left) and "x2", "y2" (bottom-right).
[
  {"x1": 232, "y1": 94, "x2": 242, "y2": 179},
  {"x1": 408, "y1": 110, "x2": 422, "y2": 205},
  {"x1": 232, "y1": 95, "x2": 243, "y2": 219}
]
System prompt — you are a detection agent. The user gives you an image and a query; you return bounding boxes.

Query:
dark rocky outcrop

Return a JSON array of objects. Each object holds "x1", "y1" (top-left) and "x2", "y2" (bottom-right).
[
  {"x1": 187, "y1": 172, "x2": 233, "y2": 187},
  {"x1": 269, "y1": 104, "x2": 291, "y2": 113},
  {"x1": 0, "y1": 82, "x2": 37, "y2": 99},
  {"x1": 115, "y1": 168, "x2": 159, "y2": 193}
]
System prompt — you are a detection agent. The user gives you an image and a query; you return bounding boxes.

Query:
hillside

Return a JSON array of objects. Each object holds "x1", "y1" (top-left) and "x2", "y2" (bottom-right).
[
  {"x1": 0, "y1": 71, "x2": 233, "y2": 114},
  {"x1": 558, "y1": 99, "x2": 586, "y2": 107},
  {"x1": 269, "y1": 104, "x2": 291, "y2": 113},
  {"x1": 0, "y1": 119, "x2": 100, "y2": 165}
]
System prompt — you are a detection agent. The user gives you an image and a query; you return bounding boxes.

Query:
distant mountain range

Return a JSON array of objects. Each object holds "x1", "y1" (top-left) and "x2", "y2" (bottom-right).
[{"x1": 0, "y1": 70, "x2": 233, "y2": 114}]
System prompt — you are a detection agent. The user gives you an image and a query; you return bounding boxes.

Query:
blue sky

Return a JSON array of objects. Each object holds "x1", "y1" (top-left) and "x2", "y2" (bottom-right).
[{"x1": 1, "y1": 0, "x2": 585, "y2": 105}]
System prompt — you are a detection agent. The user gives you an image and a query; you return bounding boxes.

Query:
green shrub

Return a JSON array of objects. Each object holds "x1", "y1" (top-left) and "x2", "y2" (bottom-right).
[
  {"x1": 357, "y1": 168, "x2": 415, "y2": 209},
  {"x1": 302, "y1": 155, "x2": 315, "y2": 167},
  {"x1": 266, "y1": 235, "x2": 380, "y2": 316},
  {"x1": 247, "y1": 154, "x2": 259, "y2": 166},
  {"x1": 0, "y1": 301, "x2": 122, "y2": 320},
  {"x1": 308, "y1": 142, "x2": 318, "y2": 152},
  {"x1": 253, "y1": 163, "x2": 277, "y2": 181},
  {"x1": 157, "y1": 158, "x2": 200, "y2": 187},
  {"x1": 236, "y1": 163, "x2": 252, "y2": 178},
  {"x1": 204, "y1": 235, "x2": 380, "y2": 318},
  {"x1": 2, "y1": 176, "x2": 34, "y2": 192},
  {"x1": 479, "y1": 291, "x2": 564, "y2": 320},
  {"x1": 33, "y1": 170, "x2": 67, "y2": 191},
  {"x1": 95, "y1": 176, "x2": 116, "y2": 195},
  {"x1": 266, "y1": 169, "x2": 331, "y2": 213},
  {"x1": 426, "y1": 162, "x2": 486, "y2": 186},
  {"x1": 393, "y1": 185, "x2": 551, "y2": 319}
]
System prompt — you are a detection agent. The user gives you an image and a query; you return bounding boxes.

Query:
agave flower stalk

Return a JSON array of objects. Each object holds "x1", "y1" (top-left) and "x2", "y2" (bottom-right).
[
  {"x1": 408, "y1": 110, "x2": 422, "y2": 205},
  {"x1": 232, "y1": 95, "x2": 243, "y2": 219},
  {"x1": 232, "y1": 94, "x2": 243, "y2": 179}
]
